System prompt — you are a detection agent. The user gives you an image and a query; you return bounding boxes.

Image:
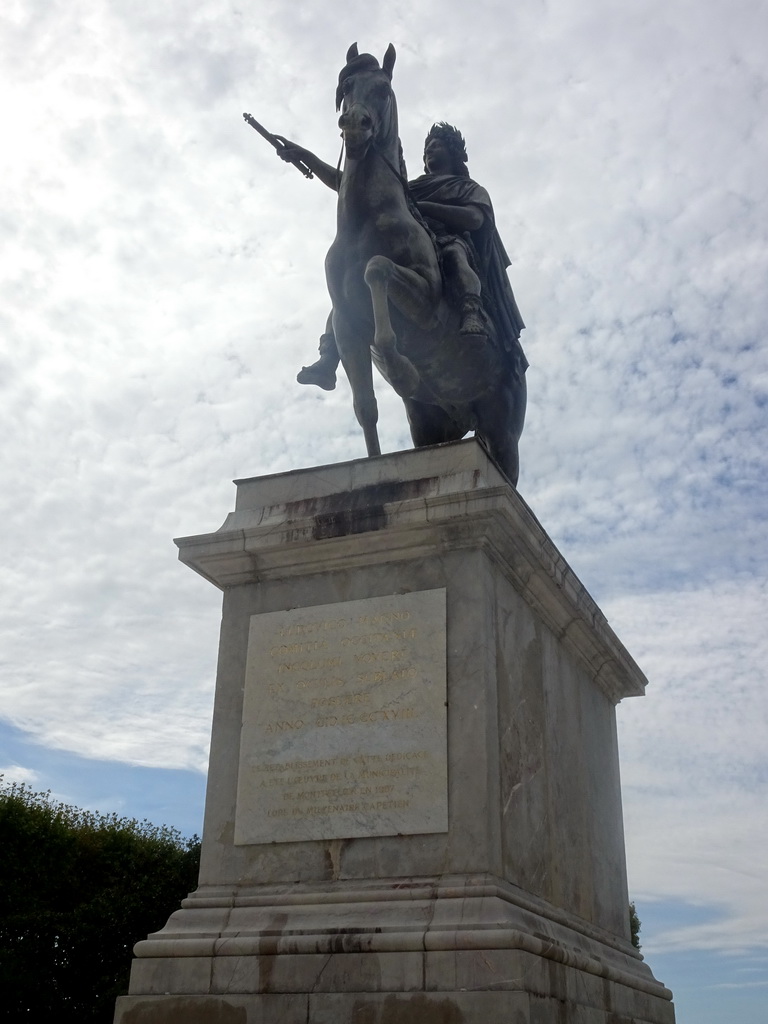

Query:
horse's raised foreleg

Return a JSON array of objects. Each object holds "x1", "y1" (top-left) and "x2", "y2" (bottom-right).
[
  {"x1": 365, "y1": 255, "x2": 438, "y2": 329},
  {"x1": 364, "y1": 256, "x2": 437, "y2": 397}
]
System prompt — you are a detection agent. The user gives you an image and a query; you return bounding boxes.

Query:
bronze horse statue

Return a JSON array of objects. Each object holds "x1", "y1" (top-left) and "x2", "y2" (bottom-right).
[{"x1": 326, "y1": 43, "x2": 527, "y2": 484}]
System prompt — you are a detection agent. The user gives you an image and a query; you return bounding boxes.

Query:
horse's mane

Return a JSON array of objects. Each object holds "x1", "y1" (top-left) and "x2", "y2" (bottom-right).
[{"x1": 394, "y1": 139, "x2": 442, "y2": 273}]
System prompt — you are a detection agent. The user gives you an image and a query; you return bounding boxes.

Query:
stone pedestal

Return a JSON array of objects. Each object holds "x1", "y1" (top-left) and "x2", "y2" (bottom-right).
[{"x1": 114, "y1": 440, "x2": 675, "y2": 1024}]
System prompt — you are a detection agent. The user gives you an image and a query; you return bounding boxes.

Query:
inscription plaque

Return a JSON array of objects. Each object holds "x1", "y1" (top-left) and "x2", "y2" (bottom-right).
[{"x1": 234, "y1": 589, "x2": 447, "y2": 844}]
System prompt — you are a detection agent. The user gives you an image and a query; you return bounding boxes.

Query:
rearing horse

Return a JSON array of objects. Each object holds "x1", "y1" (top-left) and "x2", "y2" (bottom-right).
[{"x1": 325, "y1": 43, "x2": 526, "y2": 484}]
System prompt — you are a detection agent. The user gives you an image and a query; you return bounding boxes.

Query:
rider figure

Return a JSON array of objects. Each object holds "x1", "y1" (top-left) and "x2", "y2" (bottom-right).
[{"x1": 277, "y1": 123, "x2": 525, "y2": 392}]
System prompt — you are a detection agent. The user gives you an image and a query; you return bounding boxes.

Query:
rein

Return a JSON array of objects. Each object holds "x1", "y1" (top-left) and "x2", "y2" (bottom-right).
[
  {"x1": 338, "y1": 90, "x2": 409, "y2": 194},
  {"x1": 337, "y1": 119, "x2": 438, "y2": 255},
  {"x1": 372, "y1": 139, "x2": 410, "y2": 191},
  {"x1": 336, "y1": 132, "x2": 409, "y2": 193}
]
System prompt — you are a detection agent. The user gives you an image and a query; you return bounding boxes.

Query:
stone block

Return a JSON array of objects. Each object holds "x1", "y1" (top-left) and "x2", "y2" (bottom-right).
[{"x1": 115, "y1": 441, "x2": 675, "y2": 1024}]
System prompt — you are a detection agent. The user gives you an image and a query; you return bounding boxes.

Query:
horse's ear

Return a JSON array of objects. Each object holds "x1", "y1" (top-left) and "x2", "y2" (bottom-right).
[
  {"x1": 382, "y1": 43, "x2": 396, "y2": 78},
  {"x1": 346, "y1": 42, "x2": 359, "y2": 62}
]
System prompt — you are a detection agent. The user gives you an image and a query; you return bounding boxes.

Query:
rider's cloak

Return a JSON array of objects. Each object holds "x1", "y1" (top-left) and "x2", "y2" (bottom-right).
[{"x1": 408, "y1": 173, "x2": 528, "y2": 381}]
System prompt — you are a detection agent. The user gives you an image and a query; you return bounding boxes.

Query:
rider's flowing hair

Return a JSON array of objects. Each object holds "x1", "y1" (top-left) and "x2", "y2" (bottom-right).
[{"x1": 424, "y1": 123, "x2": 470, "y2": 177}]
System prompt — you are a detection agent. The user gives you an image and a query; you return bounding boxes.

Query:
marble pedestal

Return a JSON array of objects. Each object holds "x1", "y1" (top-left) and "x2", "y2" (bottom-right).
[{"x1": 114, "y1": 440, "x2": 675, "y2": 1024}]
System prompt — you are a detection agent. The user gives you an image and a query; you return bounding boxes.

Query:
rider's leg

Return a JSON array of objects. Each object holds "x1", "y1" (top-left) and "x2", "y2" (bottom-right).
[
  {"x1": 297, "y1": 311, "x2": 340, "y2": 390},
  {"x1": 442, "y1": 241, "x2": 486, "y2": 339}
]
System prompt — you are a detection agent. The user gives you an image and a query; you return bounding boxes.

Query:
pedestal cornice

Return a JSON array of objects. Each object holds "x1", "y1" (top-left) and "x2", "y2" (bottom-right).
[{"x1": 175, "y1": 440, "x2": 645, "y2": 704}]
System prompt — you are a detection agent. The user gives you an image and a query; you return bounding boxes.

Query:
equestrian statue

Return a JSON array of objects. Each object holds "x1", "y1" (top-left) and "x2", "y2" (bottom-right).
[{"x1": 246, "y1": 43, "x2": 528, "y2": 484}]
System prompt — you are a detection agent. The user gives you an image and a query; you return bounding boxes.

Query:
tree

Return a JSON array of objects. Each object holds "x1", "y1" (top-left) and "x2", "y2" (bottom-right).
[
  {"x1": 629, "y1": 900, "x2": 642, "y2": 950},
  {"x1": 0, "y1": 777, "x2": 200, "y2": 1023}
]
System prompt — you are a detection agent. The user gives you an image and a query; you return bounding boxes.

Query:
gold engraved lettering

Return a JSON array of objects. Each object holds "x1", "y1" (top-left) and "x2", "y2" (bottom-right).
[
  {"x1": 315, "y1": 715, "x2": 339, "y2": 728},
  {"x1": 310, "y1": 692, "x2": 370, "y2": 709},
  {"x1": 341, "y1": 628, "x2": 418, "y2": 648},
  {"x1": 353, "y1": 649, "x2": 406, "y2": 664},
  {"x1": 361, "y1": 799, "x2": 411, "y2": 811},
  {"x1": 265, "y1": 719, "x2": 305, "y2": 734},
  {"x1": 293, "y1": 803, "x2": 361, "y2": 816},
  {"x1": 258, "y1": 776, "x2": 290, "y2": 788},
  {"x1": 279, "y1": 619, "x2": 347, "y2": 638},
  {"x1": 278, "y1": 656, "x2": 342, "y2": 674},
  {"x1": 361, "y1": 766, "x2": 420, "y2": 779},
  {"x1": 292, "y1": 786, "x2": 359, "y2": 801},
  {"x1": 348, "y1": 707, "x2": 418, "y2": 724},
  {"x1": 269, "y1": 640, "x2": 329, "y2": 657},
  {"x1": 357, "y1": 667, "x2": 418, "y2": 684},
  {"x1": 285, "y1": 773, "x2": 327, "y2": 785},
  {"x1": 254, "y1": 757, "x2": 339, "y2": 772},
  {"x1": 239, "y1": 593, "x2": 447, "y2": 842},
  {"x1": 357, "y1": 610, "x2": 411, "y2": 625},
  {"x1": 296, "y1": 676, "x2": 345, "y2": 690}
]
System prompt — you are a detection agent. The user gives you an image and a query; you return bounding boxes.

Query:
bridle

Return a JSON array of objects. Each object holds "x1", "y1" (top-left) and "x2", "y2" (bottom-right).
[{"x1": 336, "y1": 85, "x2": 409, "y2": 194}]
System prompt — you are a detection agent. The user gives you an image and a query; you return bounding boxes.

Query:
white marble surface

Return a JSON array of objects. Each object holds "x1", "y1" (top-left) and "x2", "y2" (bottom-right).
[
  {"x1": 118, "y1": 442, "x2": 675, "y2": 1024},
  {"x1": 229, "y1": 438, "x2": 504, "y2": 512},
  {"x1": 175, "y1": 439, "x2": 645, "y2": 705},
  {"x1": 235, "y1": 590, "x2": 447, "y2": 844}
]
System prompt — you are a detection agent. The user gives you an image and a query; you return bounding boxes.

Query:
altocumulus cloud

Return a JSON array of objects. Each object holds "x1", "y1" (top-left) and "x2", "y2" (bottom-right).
[{"x1": 0, "y1": 6, "x2": 766, "y2": 1016}]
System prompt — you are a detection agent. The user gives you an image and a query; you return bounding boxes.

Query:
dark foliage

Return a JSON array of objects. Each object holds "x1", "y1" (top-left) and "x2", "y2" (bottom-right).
[
  {"x1": 629, "y1": 900, "x2": 642, "y2": 950},
  {"x1": 0, "y1": 777, "x2": 200, "y2": 1023}
]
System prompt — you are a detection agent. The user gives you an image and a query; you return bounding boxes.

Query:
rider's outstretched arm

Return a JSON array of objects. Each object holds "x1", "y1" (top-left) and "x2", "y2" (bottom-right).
[{"x1": 273, "y1": 137, "x2": 340, "y2": 191}]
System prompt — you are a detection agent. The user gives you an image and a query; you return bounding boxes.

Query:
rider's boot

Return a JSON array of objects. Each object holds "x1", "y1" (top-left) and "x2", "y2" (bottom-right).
[
  {"x1": 459, "y1": 295, "x2": 488, "y2": 344},
  {"x1": 297, "y1": 332, "x2": 340, "y2": 391}
]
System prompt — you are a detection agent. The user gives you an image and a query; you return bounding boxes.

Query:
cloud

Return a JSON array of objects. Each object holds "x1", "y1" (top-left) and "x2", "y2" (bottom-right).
[
  {"x1": 0, "y1": 765, "x2": 40, "y2": 787},
  {"x1": 611, "y1": 581, "x2": 768, "y2": 952},
  {"x1": 710, "y1": 981, "x2": 768, "y2": 990},
  {"x1": 0, "y1": 0, "x2": 766, "y2": 994}
]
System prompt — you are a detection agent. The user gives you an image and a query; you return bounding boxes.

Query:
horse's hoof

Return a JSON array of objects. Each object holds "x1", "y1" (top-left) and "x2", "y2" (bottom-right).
[{"x1": 297, "y1": 365, "x2": 337, "y2": 391}]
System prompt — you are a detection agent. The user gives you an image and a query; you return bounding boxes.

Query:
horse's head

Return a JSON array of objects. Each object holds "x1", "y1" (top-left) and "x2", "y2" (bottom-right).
[{"x1": 336, "y1": 42, "x2": 397, "y2": 160}]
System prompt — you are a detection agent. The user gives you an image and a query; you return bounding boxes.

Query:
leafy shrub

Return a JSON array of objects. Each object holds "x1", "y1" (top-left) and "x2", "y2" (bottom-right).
[
  {"x1": 0, "y1": 777, "x2": 200, "y2": 1023},
  {"x1": 629, "y1": 900, "x2": 642, "y2": 950}
]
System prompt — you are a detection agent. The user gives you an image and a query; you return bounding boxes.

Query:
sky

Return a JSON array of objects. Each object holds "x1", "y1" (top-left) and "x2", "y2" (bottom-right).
[{"x1": 1, "y1": 1, "x2": 766, "y2": 1021}]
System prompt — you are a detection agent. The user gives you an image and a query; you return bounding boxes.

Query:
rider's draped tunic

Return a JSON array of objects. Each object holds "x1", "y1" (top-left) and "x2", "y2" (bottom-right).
[{"x1": 408, "y1": 173, "x2": 528, "y2": 384}]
